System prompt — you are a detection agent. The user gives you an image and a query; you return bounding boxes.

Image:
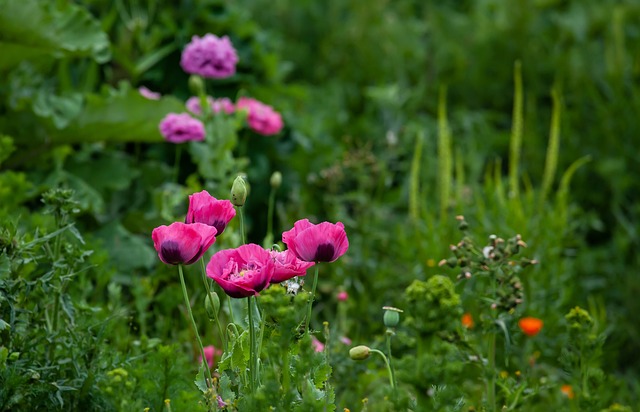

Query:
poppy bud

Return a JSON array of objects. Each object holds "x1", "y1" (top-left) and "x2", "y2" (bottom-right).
[
  {"x1": 270, "y1": 171, "x2": 282, "y2": 189},
  {"x1": 205, "y1": 292, "x2": 220, "y2": 319},
  {"x1": 231, "y1": 176, "x2": 247, "y2": 207},
  {"x1": 188, "y1": 75, "x2": 205, "y2": 96},
  {"x1": 349, "y1": 345, "x2": 371, "y2": 361}
]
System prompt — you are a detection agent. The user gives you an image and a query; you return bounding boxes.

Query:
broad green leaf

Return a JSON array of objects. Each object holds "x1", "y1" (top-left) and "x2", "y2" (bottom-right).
[
  {"x1": 95, "y1": 222, "x2": 157, "y2": 272},
  {"x1": 0, "y1": 0, "x2": 110, "y2": 70}
]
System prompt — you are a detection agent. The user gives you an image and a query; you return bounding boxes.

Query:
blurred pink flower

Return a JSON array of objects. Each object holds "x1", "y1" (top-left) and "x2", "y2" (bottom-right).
[
  {"x1": 180, "y1": 34, "x2": 238, "y2": 78},
  {"x1": 186, "y1": 96, "x2": 235, "y2": 116},
  {"x1": 217, "y1": 396, "x2": 228, "y2": 408},
  {"x1": 282, "y1": 219, "x2": 349, "y2": 263},
  {"x1": 152, "y1": 222, "x2": 217, "y2": 265},
  {"x1": 269, "y1": 249, "x2": 315, "y2": 283},
  {"x1": 139, "y1": 86, "x2": 161, "y2": 100},
  {"x1": 199, "y1": 345, "x2": 223, "y2": 369},
  {"x1": 236, "y1": 97, "x2": 283, "y2": 136},
  {"x1": 311, "y1": 336, "x2": 325, "y2": 352},
  {"x1": 206, "y1": 244, "x2": 274, "y2": 298},
  {"x1": 337, "y1": 291, "x2": 349, "y2": 302},
  {"x1": 186, "y1": 190, "x2": 236, "y2": 236},
  {"x1": 159, "y1": 113, "x2": 205, "y2": 143},
  {"x1": 340, "y1": 336, "x2": 352, "y2": 346}
]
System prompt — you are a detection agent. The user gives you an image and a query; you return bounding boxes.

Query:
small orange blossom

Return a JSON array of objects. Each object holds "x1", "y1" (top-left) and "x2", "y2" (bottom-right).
[
  {"x1": 518, "y1": 317, "x2": 543, "y2": 337},
  {"x1": 560, "y1": 384, "x2": 574, "y2": 399},
  {"x1": 462, "y1": 313, "x2": 474, "y2": 329}
]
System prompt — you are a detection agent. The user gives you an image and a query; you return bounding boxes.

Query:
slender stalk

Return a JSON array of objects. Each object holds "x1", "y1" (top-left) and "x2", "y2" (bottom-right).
[
  {"x1": 266, "y1": 187, "x2": 276, "y2": 244},
  {"x1": 178, "y1": 264, "x2": 213, "y2": 388},
  {"x1": 370, "y1": 349, "x2": 395, "y2": 390},
  {"x1": 488, "y1": 331, "x2": 497, "y2": 412},
  {"x1": 238, "y1": 207, "x2": 246, "y2": 245},
  {"x1": 200, "y1": 259, "x2": 226, "y2": 351},
  {"x1": 386, "y1": 333, "x2": 398, "y2": 396},
  {"x1": 304, "y1": 265, "x2": 320, "y2": 334},
  {"x1": 173, "y1": 145, "x2": 182, "y2": 183},
  {"x1": 247, "y1": 296, "x2": 257, "y2": 393}
]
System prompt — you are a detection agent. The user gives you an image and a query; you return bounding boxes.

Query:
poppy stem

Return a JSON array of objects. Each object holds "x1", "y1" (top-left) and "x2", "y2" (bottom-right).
[
  {"x1": 247, "y1": 296, "x2": 257, "y2": 393},
  {"x1": 369, "y1": 349, "x2": 395, "y2": 390},
  {"x1": 238, "y1": 207, "x2": 246, "y2": 245},
  {"x1": 178, "y1": 264, "x2": 213, "y2": 388},
  {"x1": 304, "y1": 264, "x2": 320, "y2": 334},
  {"x1": 173, "y1": 145, "x2": 182, "y2": 183},
  {"x1": 200, "y1": 259, "x2": 227, "y2": 351}
]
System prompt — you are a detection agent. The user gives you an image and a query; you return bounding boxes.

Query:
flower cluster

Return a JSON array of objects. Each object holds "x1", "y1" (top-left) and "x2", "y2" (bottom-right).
[
  {"x1": 180, "y1": 34, "x2": 239, "y2": 79},
  {"x1": 186, "y1": 96, "x2": 235, "y2": 116},
  {"x1": 151, "y1": 190, "x2": 348, "y2": 298}
]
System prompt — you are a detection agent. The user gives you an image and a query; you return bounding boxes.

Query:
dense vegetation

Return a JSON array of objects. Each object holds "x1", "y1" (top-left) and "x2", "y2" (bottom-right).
[{"x1": 1, "y1": 0, "x2": 638, "y2": 410}]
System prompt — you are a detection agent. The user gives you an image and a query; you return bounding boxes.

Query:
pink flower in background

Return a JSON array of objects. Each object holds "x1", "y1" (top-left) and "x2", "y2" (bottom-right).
[
  {"x1": 159, "y1": 113, "x2": 205, "y2": 143},
  {"x1": 199, "y1": 345, "x2": 223, "y2": 369},
  {"x1": 269, "y1": 249, "x2": 315, "y2": 283},
  {"x1": 282, "y1": 219, "x2": 349, "y2": 263},
  {"x1": 236, "y1": 97, "x2": 283, "y2": 136},
  {"x1": 337, "y1": 291, "x2": 349, "y2": 301},
  {"x1": 139, "y1": 86, "x2": 161, "y2": 100},
  {"x1": 152, "y1": 222, "x2": 217, "y2": 265},
  {"x1": 206, "y1": 244, "x2": 274, "y2": 298},
  {"x1": 186, "y1": 96, "x2": 235, "y2": 116},
  {"x1": 180, "y1": 34, "x2": 239, "y2": 78},
  {"x1": 186, "y1": 190, "x2": 236, "y2": 236},
  {"x1": 311, "y1": 336, "x2": 325, "y2": 352},
  {"x1": 340, "y1": 336, "x2": 352, "y2": 346}
]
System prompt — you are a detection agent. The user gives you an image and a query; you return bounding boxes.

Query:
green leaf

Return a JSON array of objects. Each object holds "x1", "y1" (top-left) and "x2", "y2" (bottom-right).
[
  {"x1": 95, "y1": 222, "x2": 157, "y2": 272},
  {"x1": 194, "y1": 361, "x2": 208, "y2": 394},
  {"x1": 0, "y1": 0, "x2": 110, "y2": 70}
]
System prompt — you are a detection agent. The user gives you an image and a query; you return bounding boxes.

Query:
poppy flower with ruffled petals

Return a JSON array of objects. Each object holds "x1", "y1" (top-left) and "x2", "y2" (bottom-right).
[
  {"x1": 270, "y1": 249, "x2": 315, "y2": 283},
  {"x1": 152, "y1": 222, "x2": 217, "y2": 265},
  {"x1": 282, "y1": 219, "x2": 349, "y2": 263},
  {"x1": 206, "y1": 244, "x2": 274, "y2": 298},
  {"x1": 186, "y1": 190, "x2": 236, "y2": 236}
]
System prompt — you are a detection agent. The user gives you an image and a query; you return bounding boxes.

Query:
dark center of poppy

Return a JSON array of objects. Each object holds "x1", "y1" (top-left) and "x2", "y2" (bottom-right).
[
  {"x1": 213, "y1": 220, "x2": 226, "y2": 235},
  {"x1": 314, "y1": 243, "x2": 335, "y2": 262},
  {"x1": 160, "y1": 240, "x2": 184, "y2": 265}
]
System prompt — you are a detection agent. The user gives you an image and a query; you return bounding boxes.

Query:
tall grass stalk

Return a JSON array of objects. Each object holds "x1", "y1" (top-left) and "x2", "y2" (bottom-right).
[
  {"x1": 539, "y1": 85, "x2": 562, "y2": 209},
  {"x1": 409, "y1": 129, "x2": 424, "y2": 221},
  {"x1": 509, "y1": 60, "x2": 523, "y2": 201},
  {"x1": 438, "y1": 86, "x2": 453, "y2": 220}
]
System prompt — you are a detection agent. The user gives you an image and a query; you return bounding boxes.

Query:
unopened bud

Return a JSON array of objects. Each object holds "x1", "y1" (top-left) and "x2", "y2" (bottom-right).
[
  {"x1": 270, "y1": 171, "x2": 282, "y2": 189},
  {"x1": 188, "y1": 75, "x2": 205, "y2": 96},
  {"x1": 349, "y1": 345, "x2": 371, "y2": 360},
  {"x1": 205, "y1": 292, "x2": 220, "y2": 319},
  {"x1": 382, "y1": 306, "x2": 403, "y2": 328},
  {"x1": 231, "y1": 176, "x2": 247, "y2": 207}
]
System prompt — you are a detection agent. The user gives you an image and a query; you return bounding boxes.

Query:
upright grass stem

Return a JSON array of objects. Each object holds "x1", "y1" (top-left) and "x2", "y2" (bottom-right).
[
  {"x1": 304, "y1": 265, "x2": 320, "y2": 334},
  {"x1": 178, "y1": 264, "x2": 213, "y2": 388}
]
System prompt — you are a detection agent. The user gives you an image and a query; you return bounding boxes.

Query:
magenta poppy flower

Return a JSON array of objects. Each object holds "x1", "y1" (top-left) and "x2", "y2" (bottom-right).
[
  {"x1": 186, "y1": 96, "x2": 235, "y2": 116},
  {"x1": 152, "y1": 222, "x2": 217, "y2": 265},
  {"x1": 159, "y1": 113, "x2": 205, "y2": 143},
  {"x1": 139, "y1": 86, "x2": 161, "y2": 100},
  {"x1": 199, "y1": 345, "x2": 223, "y2": 369},
  {"x1": 180, "y1": 34, "x2": 239, "y2": 79},
  {"x1": 311, "y1": 336, "x2": 325, "y2": 352},
  {"x1": 206, "y1": 244, "x2": 274, "y2": 298},
  {"x1": 281, "y1": 219, "x2": 349, "y2": 263},
  {"x1": 186, "y1": 190, "x2": 236, "y2": 235},
  {"x1": 270, "y1": 249, "x2": 315, "y2": 283},
  {"x1": 236, "y1": 97, "x2": 284, "y2": 136}
]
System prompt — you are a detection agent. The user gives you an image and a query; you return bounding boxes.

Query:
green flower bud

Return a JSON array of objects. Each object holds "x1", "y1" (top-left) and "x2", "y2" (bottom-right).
[
  {"x1": 188, "y1": 75, "x2": 205, "y2": 96},
  {"x1": 231, "y1": 176, "x2": 247, "y2": 207},
  {"x1": 382, "y1": 306, "x2": 403, "y2": 328},
  {"x1": 270, "y1": 171, "x2": 282, "y2": 189},
  {"x1": 205, "y1": 292, "x2": 220, "y2": 319},
  {"x1": 349, "y1": 345, "x2": 371, "y2": 361}
]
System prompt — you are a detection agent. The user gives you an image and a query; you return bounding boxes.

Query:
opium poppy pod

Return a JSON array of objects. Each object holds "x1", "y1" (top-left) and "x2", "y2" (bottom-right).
[
  {"x1": 152, "y1": 222, "x2": 217, "y2": 265},
  {"x1": 282, "y1": 219, "x2": 349, "y2": 263},
  {"x1": 206, "y1": 244, "x2": 274, "y2": 298},
  {"x1": 270, "y1": 249, "x2": 315, "y2": 283},
  {"x1": 186, "y1": 190, "x2": 236, "y2": 236}
]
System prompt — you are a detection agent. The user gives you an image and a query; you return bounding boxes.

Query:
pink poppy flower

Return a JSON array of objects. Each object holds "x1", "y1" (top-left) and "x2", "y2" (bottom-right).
[
  {"x1": 206, "y1": 244, "x2": 274, "y2": 298},
  {"x1": 180, "y1": 34, "x2": 239, "y2": 78},
  {"x1": 152, "y1": 222, "x2": 217, "y2": 265},
  {"x1": 311, "y1": 336, "x2": 325, "y2": 352},
  {"x1": 186, "y1": 190, "x2": 236, "y2": 236},
  {"x1": 340, "y1": 336, "x2": 352, "y2": 346},
  {"x1": 269, "y1": 249, "x2": 315, "y2": 283},
  {"x1": 139, "y1": 86, "x2": 161, "y2": 100},
  {"x1": 159, "y1": 113, "x2": 205, "y2": 143},
  {"x1": 186, "y1": 96, "x2": 235, "y2": 116},
  {"x1": 337, "y1": 291, "x2": 349, "y2": 301},
  {"x1": 236, "y1": 97, "x2": 283, "y2": 136},
  {"x1": 281, "y1": 219, "x2": 349, "y2": 263},
  {"x1": 199, "y1": 345, "x2": 223, "y2": 369}
]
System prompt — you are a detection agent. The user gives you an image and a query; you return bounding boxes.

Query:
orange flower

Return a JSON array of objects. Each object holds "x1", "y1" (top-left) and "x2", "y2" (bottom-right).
[
  {"x1": 462, "y1": 313, "x2": 474, "y2": 329},
  {"x1": 560, "y1": 384, "x2": 574, "y2": 399},
  {"x1": 518, "y1": 317, "x2": 543, "y2": 337}
]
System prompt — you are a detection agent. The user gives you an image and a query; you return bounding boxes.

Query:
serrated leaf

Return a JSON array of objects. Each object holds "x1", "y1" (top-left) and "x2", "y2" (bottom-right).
[{"x1": 195, "y1": 361, "x2": 208, "y2": 393}]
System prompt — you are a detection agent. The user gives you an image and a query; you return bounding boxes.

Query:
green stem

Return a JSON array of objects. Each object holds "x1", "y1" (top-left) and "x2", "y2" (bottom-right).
[
  {"x1": 304, "y1": 265, "x2": 320, "y2": 334},
  {"x1": 370, "y1": 349, "x2": 395, "y2": 390},
  {"x1": 173, "y1": 145, "x2": 182, "y2": 184},
  {"x1": 266, "y1": 187, "x2": 276, "y2": 243},
  {"x1": 200, "y1": 259, "x2": 227, "y2": 351},
  {"x1": 178, "y1": 264, "x2": 213, "y2": 388},
  {"x1": 238, "y1": 206, "x2": 246, "y2": 245},
  {"x1": 488, "y1": 331, "x2": 497, "y2": 412},
  {"x1": 386, "y1": 332, "x2": 398, "y2": 398},
  {"x1": 247, "y1": 296, "x2": 257, "y2": 393}
]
